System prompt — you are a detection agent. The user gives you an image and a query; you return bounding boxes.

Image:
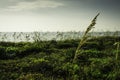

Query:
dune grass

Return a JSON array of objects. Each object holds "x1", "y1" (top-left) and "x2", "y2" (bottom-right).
[{"x1": 73, "y1": 13, "x2": 100, "y2": 63}]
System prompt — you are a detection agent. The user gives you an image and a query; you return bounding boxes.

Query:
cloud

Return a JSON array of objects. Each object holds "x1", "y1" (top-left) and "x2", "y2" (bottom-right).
[{"x1": 2, "y1": 0, "x2": 64, "y2": 11}]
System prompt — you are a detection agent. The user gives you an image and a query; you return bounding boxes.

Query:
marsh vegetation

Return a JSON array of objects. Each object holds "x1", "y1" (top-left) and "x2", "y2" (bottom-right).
[{"x1": 0, "y1": 14, "x2": 120, "y2": 80}]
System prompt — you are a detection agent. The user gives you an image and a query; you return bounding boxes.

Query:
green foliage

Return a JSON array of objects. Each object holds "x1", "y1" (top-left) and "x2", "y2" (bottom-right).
[
  {"x1": 0, "y1": 36, "x2": 120, "y2": 80},
  {"x1": 17, "y1": 73, "x2": 45, "y2": 80},
  {"x1": 0, "y1": 46, "x2": 6, "y2": 59}
]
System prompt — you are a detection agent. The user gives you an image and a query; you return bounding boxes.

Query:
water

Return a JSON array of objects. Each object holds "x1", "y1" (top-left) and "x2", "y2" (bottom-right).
[{"x1": 0, "y1": 31, "x2": 120, "y2": 42}]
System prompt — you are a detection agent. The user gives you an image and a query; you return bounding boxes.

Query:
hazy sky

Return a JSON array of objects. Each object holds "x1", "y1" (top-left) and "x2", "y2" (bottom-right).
[{"x1": 0, "y1": 0, "x2": 120, "y2": 32}]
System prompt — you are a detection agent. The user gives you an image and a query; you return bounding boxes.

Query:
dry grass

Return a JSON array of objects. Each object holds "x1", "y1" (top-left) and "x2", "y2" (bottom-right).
[
  {"x1": 73, "y1": 13, "x2": 100, "y2": 63},
  {"x1": 114, "y1": 42, "x2": 120, "y2": 60}
]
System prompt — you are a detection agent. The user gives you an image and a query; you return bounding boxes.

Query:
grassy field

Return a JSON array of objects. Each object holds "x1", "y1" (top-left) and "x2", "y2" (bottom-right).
[
  {"x1": 0, "y1": 36, "x2": 120, "y2": 80},
  {"x1": 0, "y1": 14, "x2": 120, "y2": 80}
]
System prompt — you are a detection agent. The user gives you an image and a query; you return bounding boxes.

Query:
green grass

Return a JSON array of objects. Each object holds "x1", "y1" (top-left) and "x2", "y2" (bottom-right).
[{"x1": 0, "y1": 36, "x2": 120, "y2": 80}]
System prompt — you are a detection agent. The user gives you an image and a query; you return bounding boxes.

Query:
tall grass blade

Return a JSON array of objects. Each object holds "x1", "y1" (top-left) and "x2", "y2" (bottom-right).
[{"x1": 73, "y1": 13, "x2": 100, "y2": 63}]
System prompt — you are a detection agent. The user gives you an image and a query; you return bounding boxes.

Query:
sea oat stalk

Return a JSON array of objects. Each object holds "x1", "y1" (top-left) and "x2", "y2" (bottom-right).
[{"x1": 73, "y1": 13, "x2": 100, "y2": 63}]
